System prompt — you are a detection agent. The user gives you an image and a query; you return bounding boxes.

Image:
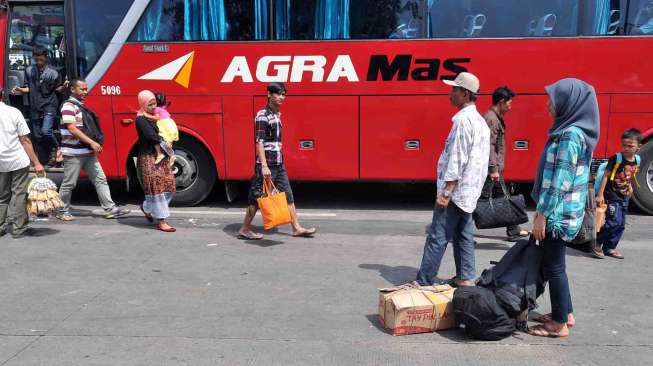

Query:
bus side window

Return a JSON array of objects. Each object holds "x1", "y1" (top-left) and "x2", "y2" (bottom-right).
[{"x1": 628, "y1": 0, "x2": 653, "y2": 35}]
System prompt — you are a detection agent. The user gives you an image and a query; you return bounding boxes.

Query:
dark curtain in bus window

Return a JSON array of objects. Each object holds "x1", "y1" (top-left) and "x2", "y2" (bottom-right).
[
  {"x1": 274, "y1": 0, "x2": 350, "y2": 39},
  {"x1": 131, "y1": 0, "x2": 265, "y2": 41},
  {"x1": 74, "y1": 0, "x2": 132, "y2": 77},
  {"x1": 349, "y1": 0, "x2": 422, "y2": 39}
]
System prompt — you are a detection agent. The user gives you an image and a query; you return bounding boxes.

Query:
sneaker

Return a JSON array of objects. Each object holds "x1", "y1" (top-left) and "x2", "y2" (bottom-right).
[{"x1": 104, "y1": 207, "x2": 131, "y2": 219}]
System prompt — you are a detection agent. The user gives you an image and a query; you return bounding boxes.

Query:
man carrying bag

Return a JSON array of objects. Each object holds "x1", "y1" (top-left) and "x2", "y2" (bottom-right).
[
  {"x1": 476, "y1": 87, "x2": 529, "y2": 240},
  {"x1": 238, "y1": 83, "x2": 316, "y2": 240},
  {"x1": 57, "y1": 79, "x2": 129, "y2": 221}
]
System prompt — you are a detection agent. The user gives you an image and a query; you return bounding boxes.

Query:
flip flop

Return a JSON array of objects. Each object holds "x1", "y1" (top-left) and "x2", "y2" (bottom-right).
[
  {"x1": 238, "y1": 232, "x2": 263, "y2": 240},
  {"x1": 605, "y1": 250, "x2": 624, "y2": 259},
  {"x1": 533, "y1": 313, "x2": 575, "y2": 328},
  {"x1": 292, "y1": 228, "x2": 317, "y2": 237},
  {"x1": 528, "y1": 324, "x2": 569, "y2": 338}
]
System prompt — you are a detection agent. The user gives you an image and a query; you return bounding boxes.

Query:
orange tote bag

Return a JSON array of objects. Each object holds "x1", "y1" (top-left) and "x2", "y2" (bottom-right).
[{"x1": 257, "y1": 178, "x2": 292, "y2": 230}]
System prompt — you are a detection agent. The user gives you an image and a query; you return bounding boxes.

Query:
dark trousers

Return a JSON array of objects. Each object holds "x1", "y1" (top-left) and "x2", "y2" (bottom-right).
[
  {"x1": 597, "y1": 199, "x2": 628, "y2": 251},
  {"x1": 30, "y1": 113, "x2": 58, "y2": 164},
  {"x1": 542, "y1": 235, "x2": 574, "y2": 324},
  {"x1": 481, "y1": 175, "x2": 523, "y2": 237},
  {"x1": 416, "y1": 202, "x2": 476, "y2": 285}
]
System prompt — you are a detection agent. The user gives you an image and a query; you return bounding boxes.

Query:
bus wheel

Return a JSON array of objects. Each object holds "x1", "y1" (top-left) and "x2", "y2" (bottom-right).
[
  {"x1": 170, "y1": 136, "x2": 216, "y2": 206},
  {"x1": 632, "y1": 140, "x2": 653, "y2": 215}
]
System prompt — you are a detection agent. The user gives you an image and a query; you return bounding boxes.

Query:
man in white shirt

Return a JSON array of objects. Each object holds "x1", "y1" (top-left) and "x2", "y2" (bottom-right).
[
  {"x1": 0, "y1": 90, "x2": 45, "y2": 238},
  {"x1": 415, "y1": 72, "x2": 490, "y2": 287}
]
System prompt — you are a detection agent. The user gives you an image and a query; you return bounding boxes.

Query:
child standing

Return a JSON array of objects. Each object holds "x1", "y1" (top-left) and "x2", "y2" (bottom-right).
[
  {"x1": 141, "y1": 93, "x2": 178, "y2": 166},
  {"x1": 595, "y1": 128, "x2": 643, "y2": 259}
]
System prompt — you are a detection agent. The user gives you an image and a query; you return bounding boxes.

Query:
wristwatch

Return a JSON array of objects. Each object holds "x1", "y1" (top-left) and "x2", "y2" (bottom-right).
[{"x1": 442, "y1": 190, "x2": 452, "y2": 198}]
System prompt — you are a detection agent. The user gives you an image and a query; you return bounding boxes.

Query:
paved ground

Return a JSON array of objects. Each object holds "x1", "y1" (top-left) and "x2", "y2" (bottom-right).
[{"x1": 1, "y1": 182, "x2": 652, "y2": 365}]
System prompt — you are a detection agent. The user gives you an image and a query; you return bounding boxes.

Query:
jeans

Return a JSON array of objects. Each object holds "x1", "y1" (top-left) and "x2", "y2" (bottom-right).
[
  {"x1": 481, "y1": 175, "x2": 523, "y2": 237},
  {"x1": 597, "y1": 199, "x2": 628, "y2": 251},
  {"x1": 542, "y1": 235, "x2": 574, "y2": 324},
  {"x1": 416, "y1": 202, "x2": 476, "y2": 285},
  {"x1": 59, "y1": 155, "x2": 115, "y2": 214},
  {"x1": 31, "y1": 113, "x2": 58, "y2": 164},
  {"x1": 0, "y1": 167, "x2": 30, "y2": 235}
]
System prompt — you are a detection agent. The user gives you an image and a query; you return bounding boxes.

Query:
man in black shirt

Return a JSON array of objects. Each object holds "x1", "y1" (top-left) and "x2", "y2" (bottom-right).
[
  {"x1": 13, "y1": 47, "x2": 62, "y2": 166},
  {"x1": 238, "y1": 82, "x2": 316, "y2": 240}
]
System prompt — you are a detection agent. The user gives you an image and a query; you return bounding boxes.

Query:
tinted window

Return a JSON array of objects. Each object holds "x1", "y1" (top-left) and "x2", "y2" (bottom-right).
[
  {"x1": 275, "y1": 0, "x2": 422, "y2": 40},
  {"x1": 129, "y1": 0, "x2": 268, "y2": 42},
  {"x1": 427, "y1": 0, "x2": 579, "y2": 38},
  {"x1": 74, "y1": 0, "x2": 132, "y2": 77},
  {"x1": 626, "y1": 0, "x2": 653, "y2": 34},
  {"x1": 8, "y1": 4, "x2": 66, "y2": 72}
]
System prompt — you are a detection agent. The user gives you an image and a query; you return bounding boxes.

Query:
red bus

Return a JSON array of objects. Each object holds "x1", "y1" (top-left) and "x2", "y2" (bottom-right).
[{"x1": 3, "y1": 0, "x2": 653, "y2": 212}]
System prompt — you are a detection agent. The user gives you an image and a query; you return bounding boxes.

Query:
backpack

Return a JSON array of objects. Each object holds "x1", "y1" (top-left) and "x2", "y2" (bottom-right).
[
  {"x1": 453, "y1": 286, "x2": 516, "y2": 341},
  {"x1": 66, "y1": 99, "x2": 105, "y2": 145},
  {"x1": 594, "y1": 153, "x2": 641, "y2": 195}
]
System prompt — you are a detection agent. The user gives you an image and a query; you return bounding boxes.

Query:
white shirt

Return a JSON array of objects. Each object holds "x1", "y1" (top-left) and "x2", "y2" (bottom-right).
[
  {"x1": 0, "y1": 102, "x2": 31, "y2": 172},
  {"x1": 437, "y1": 104, "x2": 490, "y2": 213}
]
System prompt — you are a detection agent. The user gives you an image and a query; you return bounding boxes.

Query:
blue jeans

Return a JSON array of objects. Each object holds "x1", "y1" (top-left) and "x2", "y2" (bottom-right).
[
  {"x1": 416, "y1": 203, "x2": 476, "y2": 285},
  {"x1": 31, "y1": 113, "x2": 58, "y2": 163},
  {"x1": 597, "y1": 199, "x2": 628, "y2": 251},
  {"x1": 542, "y1": 235, "x2": 574, "y2": 324}
]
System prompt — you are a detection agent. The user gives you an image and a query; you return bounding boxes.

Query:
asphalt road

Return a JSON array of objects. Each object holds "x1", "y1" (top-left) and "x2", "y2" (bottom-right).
[{"x1": 1, "y1": 182, "x2": 652, "y2": 365}]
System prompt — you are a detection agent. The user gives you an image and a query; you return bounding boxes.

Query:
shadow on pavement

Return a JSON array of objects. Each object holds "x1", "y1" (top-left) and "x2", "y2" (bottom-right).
[
  {"x1": 21, "y1": 227, "x2": 59, "y2": 237},
  {"x1": 358, "y1": 263, "x2": 420, "y2": 286},
  {"x1": 222, "y1": 223, "x2": 285, "y2": 247},
  {"x1": 365, "y1": 314, "x2": 389, "y2": 334}
]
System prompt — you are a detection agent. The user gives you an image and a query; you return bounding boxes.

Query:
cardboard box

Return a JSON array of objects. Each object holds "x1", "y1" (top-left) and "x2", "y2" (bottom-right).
[{"x1": 378, "y1": 284, "x2": 456, "y2": 336}]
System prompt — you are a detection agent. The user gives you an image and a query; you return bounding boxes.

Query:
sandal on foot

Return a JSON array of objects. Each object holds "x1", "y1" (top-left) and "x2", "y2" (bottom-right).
[
  {"x1": 292, "y1": 228, "x2": 317, "y2": 238},
  {"x1": 56, "y1": 213, "x2": 75, "y2": 221},
  {"x1": 238, "y1": 232, "x2": 263, "y2": 240},
  {"x1": 528, "y1": 324, "x2": 569, "y2": 338},
  {"x1": 140, "y1": 204, "x2": 154, "y2": 223},
  {"x1": 533, "y1": 313, "x2": 574, "y2": 328},
  {"x1": 605, "y1": 250, "x2": 624, "y2": 259}
]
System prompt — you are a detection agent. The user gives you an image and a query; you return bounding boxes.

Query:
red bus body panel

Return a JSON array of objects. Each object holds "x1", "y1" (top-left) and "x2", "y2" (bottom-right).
[{"x1": 85, "y1": 37, "x2": 653, "y2": 182}]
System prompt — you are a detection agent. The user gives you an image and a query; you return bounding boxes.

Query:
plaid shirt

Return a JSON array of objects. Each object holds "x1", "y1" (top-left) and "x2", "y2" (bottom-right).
[
  {"x1": 536, "y1": 127, "x2": 592, "y2": 241},
  {"x1": 254, "y1": 106, "x2": 283, "y2": 166}
]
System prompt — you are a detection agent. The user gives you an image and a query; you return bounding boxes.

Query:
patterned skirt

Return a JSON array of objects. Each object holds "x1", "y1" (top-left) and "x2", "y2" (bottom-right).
[
  {"x1": 138, "y1": 153, "x2": 176, "y2": 196},
  {"x1": 138, "y1": 153, "x2": 176, "y2": 219}
]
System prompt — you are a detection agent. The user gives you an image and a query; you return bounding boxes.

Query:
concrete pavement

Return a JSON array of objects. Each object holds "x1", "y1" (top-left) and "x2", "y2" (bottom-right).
[{"x1": 1, "y1": 185, "x2": 652, "y2": 365}]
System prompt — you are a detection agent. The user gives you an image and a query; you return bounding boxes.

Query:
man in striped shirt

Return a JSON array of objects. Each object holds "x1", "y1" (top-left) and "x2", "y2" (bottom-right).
[{"x1": 57, "y1": 79, "x2": 129, "y2": 221}]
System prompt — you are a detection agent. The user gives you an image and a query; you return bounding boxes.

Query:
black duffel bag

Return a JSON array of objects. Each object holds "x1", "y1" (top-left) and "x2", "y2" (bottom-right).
[
  {"x1": 473, "y1": 181, "x2": 529, "y2": 229},
  {"x1": 453, "y1": 286, "x2": 516, "y2": 341}
]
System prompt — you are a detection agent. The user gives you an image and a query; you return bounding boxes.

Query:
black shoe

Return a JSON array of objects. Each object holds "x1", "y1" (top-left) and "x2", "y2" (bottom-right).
[{"x1": 11, "y1": 227, "x2": 34, "y2": 239}]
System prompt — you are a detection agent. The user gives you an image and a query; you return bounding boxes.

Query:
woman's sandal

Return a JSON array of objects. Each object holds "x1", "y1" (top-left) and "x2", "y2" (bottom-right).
[
  {"x1": 158, "y1": 221, "x2": 176, "y2": 233},
  {"x1": 292, "y1": 228, "x2": 317, "y2": 238},
  {"x1": 528, "y1": 324, "x2": 569, "y2": 338},
  {"x1": 140, "y1": 204, "x2": 153, "y2": 223},
  {"x1": 533, "y1": 313, "x2": 575, "y2": 328},
  {"x1": 237, "y1": 231, "x2": 263, "y2": 240}
]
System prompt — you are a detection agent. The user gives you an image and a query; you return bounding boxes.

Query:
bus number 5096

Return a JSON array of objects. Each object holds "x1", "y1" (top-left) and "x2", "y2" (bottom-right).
[{"x1": 100, "y1": 85, "x2": 121, "y2": 95}]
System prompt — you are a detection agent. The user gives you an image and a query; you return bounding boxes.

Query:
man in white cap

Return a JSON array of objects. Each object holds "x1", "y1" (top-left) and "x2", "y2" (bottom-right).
[{"x1": 415, "y1": 72, "x2": 490, "y2": 287}]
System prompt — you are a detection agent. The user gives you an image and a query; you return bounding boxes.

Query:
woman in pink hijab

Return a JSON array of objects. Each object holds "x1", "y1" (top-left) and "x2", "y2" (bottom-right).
[{"x1": 135, "y1": 90, "x2": 176, "y2": 232}]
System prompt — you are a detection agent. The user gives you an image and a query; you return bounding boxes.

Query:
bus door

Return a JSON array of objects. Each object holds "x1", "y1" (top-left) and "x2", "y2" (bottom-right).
[{"x1": 5, "y1": 1, "x2": 67, "y2": 118}]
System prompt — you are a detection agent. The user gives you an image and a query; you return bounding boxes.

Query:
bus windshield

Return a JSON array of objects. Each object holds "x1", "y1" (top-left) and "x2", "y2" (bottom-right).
[{"x1": 73, "y1": 0, "x2": 132, "y2": 77}]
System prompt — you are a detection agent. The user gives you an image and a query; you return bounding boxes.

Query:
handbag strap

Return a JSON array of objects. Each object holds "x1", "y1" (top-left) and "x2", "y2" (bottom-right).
[
  {"x1": 488, "y1": 179, "x2": 512, "y2": 201},
  {"x1": 262, "y1": 177, "x2": 279, "y2": 197}
]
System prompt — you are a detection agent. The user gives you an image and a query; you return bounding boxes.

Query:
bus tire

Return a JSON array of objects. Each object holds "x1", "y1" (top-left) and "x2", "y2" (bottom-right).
[
  {"x1": 169, "y1": 136, "x2": 216, "y2": 207},
  {"x1": 632, "y1": 139, "x2": 653, "y2": 215}
]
